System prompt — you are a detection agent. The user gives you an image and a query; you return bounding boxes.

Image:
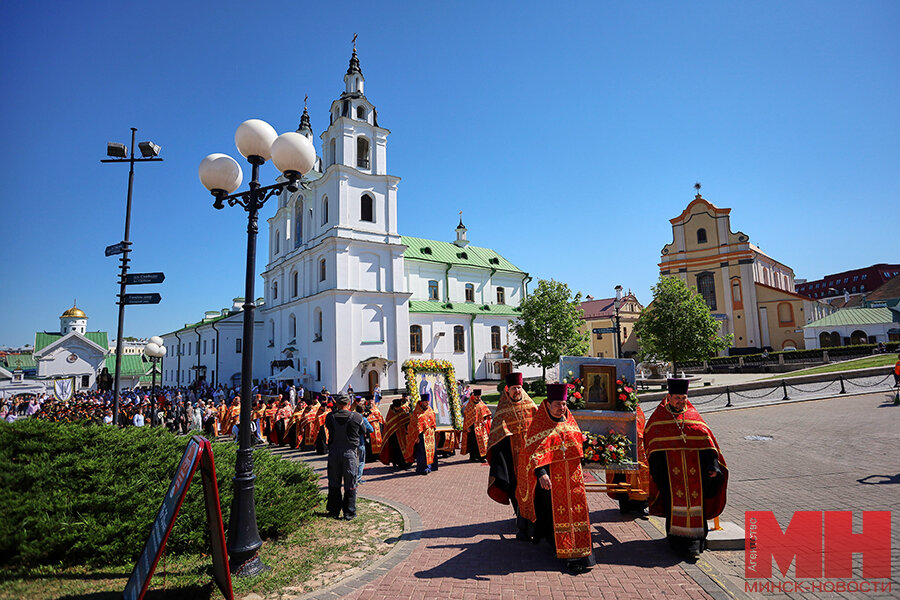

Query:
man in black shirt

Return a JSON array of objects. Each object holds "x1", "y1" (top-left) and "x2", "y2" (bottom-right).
[{"x1": 325, "y1": 394, "x2": 368, "y2": 520}]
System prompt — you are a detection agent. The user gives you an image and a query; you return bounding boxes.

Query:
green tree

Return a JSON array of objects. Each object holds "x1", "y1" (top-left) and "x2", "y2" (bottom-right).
[
  {"x1": 634, "y1": 276, "x2": 732, "y2": 374},
  {"x1": 509, "y1": 279, "x2": 588, "y2": 380}
]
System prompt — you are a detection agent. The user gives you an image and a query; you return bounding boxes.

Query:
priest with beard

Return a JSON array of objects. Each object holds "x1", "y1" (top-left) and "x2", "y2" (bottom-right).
[
  {"x1": 644, "y1": 378, "x2": 728, "y2": 558},
  {"x1": 516, "y1": 383, "x2": 595, "y2": 574}
]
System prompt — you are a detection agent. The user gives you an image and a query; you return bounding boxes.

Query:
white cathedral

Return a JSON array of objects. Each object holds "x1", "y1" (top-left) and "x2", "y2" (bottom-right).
[{"x1": 193, "y1": 49, "x2": 539, "y2": 394}]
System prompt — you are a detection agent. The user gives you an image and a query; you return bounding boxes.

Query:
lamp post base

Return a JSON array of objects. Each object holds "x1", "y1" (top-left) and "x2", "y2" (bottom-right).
[{"x1": 229, "y1": 552, "x2": 270, "y2": 578}]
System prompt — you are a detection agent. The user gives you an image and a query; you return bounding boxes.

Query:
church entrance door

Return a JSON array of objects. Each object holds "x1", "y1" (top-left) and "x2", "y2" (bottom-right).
[{"x1": 367, "y1": 370, "x2": 379, "y2": 395}]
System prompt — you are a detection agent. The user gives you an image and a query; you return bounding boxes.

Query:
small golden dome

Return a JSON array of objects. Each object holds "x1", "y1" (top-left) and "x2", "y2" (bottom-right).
[{"x1": 61, "y1": 305, "x2": 87, "y2": 319}]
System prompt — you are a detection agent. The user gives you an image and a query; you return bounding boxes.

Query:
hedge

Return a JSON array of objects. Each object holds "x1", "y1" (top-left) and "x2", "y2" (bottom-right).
[
  {"x1": 0, "y1": 420, "x2": 321, "y2": 569},
  {"x1": 679, "y1": 342, "x2": 899, "y2": 368}
]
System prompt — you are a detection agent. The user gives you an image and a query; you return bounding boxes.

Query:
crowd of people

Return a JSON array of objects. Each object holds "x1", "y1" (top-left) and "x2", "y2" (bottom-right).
[{"x1": 2, "y1": 370, "x2": 730, "y2": 576}]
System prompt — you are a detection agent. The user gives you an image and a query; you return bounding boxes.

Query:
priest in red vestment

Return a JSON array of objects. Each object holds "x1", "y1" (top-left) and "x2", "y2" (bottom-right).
[
  {"x1": 516, "y1": 383, "x2": 595, "y2": 574},
  {"x1": 461, "y1": 389, "x2": 491, "y2": 462},
  {"x1": 404, "y1": 392, "x2": 438, "y2": 474},
  {"x1": 486, "y1": 372, "x2": 537, "y2": 540},
  {"x1": 644, "y1": 378, "x2": 728, "y2": 558},
  {"x1": 379, "y1": 396, "x2": 411, "y2": 469}
]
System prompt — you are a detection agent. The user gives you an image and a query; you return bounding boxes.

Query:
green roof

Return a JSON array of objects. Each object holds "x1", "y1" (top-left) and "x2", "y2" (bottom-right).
[
  {"x1": 4, "y1": 354, "x2": 35, "y2": 370},
  {"x1": 163, "y1": 311, "x2": 236, "y2": 336},
  {"x1": 804, "y1": 307, "x2": 895, "y2": 328},
  {"x1": 408, "y1": 300, "x2": 521, "y2": 316},
  {"x1": 105, "y1": 354, "x2": 149, "y2": 377},
  {"x1": 401, "y1": 236, "x2": 522, "y2": 273},
  {"x1": 34, "y1": 331, "x2": 109, "y2": 352}
]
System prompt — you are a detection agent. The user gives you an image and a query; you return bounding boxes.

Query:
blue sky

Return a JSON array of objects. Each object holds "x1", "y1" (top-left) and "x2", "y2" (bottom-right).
[{"x1": 2, "y1": 1, "x2": 898, "y2": 346}]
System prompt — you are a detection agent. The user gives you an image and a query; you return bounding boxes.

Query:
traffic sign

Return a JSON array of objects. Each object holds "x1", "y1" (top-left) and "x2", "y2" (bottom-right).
[
  {"x1": 592, "y1": 327, "x2": 617, "y2": 334},
  {"x1": 125, "y1": 272, "x2": 165, "y2": 285},
  {"x1": 122, "y1": 293, "x2": 161, "y2": 305},
  {"x1": 105, "y1": 241, "x2": 130, "y2": 256}
]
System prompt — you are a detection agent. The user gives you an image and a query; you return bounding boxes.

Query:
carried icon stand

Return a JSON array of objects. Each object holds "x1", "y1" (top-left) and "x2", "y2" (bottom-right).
[{"x1": 123, "y1": 436, "x2": 233, "y2": 600}]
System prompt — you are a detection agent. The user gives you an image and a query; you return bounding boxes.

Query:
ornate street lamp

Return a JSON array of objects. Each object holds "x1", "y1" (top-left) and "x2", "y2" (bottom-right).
[
  {"x1": 199, "y1": 119, "x2": 316, "y2": 576},
  {"x1": 143, "y1": 336, "x2": 166, "y2": 394}
]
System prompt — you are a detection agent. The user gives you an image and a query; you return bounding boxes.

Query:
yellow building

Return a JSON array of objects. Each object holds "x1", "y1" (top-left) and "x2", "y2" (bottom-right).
[
  {"x1": 659, "y1": 192, "x2": 831, "y2": 352},
  {"x1": 579, "y1": 292, "x2": 643, "y2": 358}
]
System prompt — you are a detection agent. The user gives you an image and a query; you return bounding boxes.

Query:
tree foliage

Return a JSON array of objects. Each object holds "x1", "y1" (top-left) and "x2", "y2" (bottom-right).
[
  {"x1": 634, "y1": 276, "x2": 732, "y2": 371},
  {"x1": 509, "y1": 279, "x2": 588, "y2": 379}
]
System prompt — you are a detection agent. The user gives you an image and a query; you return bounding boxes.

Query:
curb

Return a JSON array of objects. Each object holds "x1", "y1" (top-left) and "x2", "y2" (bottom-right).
[
  {"x1": 289, "y1": 494, "x2": 422, "y2": 600},
  {"x1": 636, "y1": 516, "x2": 752, "y2": 600}
]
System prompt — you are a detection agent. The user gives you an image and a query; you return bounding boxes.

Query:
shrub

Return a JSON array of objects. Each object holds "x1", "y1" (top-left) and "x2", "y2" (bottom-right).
[
  {"x1": 529, "y1": 378, "x2": 547, "y2": 396},
  {"x1": 496, "y1": 381, "x2": 506, "y2": 394},
  {"x1": 0, "y1": 420, "x2": 321, "y2": 569}
]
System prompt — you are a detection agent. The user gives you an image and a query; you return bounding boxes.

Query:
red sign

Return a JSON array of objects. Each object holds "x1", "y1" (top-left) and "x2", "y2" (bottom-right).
[
  {"x1": 746, "y1": 511, "x2": 892, "y2": 579},
  {"x1": 123, "y1": 436, "x2": 233, "y2": 600}
]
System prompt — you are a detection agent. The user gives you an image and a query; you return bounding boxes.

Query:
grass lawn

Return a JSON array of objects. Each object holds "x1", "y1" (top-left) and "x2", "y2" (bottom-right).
[
  {"x1": 766, "y1": 353, "x2": 899, "y2": 379},
  {"x1": 0, "y1": 498, "x2": 402, "y2": 600}
]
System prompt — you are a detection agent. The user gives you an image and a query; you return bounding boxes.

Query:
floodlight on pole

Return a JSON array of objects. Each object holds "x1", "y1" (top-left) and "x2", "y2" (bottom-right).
[
  {"x1": 107, "y1": 143, "x2": 127, "y2": 158},
  {"x1": 138, "y1": 141, "x2": 161, "y2": 158}
]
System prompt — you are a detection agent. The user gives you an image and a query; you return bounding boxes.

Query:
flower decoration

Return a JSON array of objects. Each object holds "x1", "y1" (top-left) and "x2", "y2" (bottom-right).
[
  {"x1": 582, "y1": 429, "x2": 632, "y2": 465},
  {"x1": 614, "y1": 377, "x2": 639, "y2": 412},
  {"x1": 401, "y1": 359, "x2": 463, "y2": 429},
  {"x1": 566, "y1": 376, "x2": 585, "y2": 411}
]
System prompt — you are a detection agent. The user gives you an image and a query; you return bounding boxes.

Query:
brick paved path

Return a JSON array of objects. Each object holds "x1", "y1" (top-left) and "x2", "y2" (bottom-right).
[{"x1": 281, "y1": 449, "x2": 716, "y2": 600}]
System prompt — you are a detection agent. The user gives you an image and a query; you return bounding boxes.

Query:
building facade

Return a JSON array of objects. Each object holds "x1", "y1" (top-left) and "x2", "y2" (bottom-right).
[
  {"x1": 803, "y1": 307, "x2": 900, "y2": 348},
  {"x1": 32, "y1": 305, "x2": 109, "y2": 392},
  {"x1": 659, "y1": 192, "x2": 834, "y2": 353},
  {"x1": 160, "y1": 298, "x2": 265, "y2": 389},
  {"x1": 258, "y1": 49, "x2": 538, "y2": 394},
  {"x1": 795, "y1": 264, "x2": 900, "y2": 300},
  {"x1": 579, "y1": 293, "x2": 643, "y2": 358}
]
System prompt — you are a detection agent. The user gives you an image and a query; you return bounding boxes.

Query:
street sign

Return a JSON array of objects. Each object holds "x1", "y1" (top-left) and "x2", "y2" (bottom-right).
[
  {"x1": 105, "y1": 241, "x2": 130, "y2": 256},
  {"x1": 122, "y1": 293, "x2": 161, "y2": 305},
  {"x1": 125, "y1": 272, "x2": 165, "y2": 285},
  {"x1": 592, "y1": 327, "x2": 617, "y2": 334}
]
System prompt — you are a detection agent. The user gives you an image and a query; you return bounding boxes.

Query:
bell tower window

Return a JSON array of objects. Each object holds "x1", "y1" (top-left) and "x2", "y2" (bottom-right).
[
  {"x1": 361, "y1": 194, "x2": 374, "y2": 222},
  {"x1": 357, "y1": 137, "x2": 370, "y2": 169},
  {"x1": 356, "y1": 106, "x2": 366, "y2": 120},
  {"x1": 697, "y1": 228, "x2": 708, "y2": 244}
]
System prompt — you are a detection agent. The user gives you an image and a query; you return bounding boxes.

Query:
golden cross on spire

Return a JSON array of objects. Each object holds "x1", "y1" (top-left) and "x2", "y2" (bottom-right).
[{"x1": 352, "y1": 33, "x2": 358, "y2": 51}]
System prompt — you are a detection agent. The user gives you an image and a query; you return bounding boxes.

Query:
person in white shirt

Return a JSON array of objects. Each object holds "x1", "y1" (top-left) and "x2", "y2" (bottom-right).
[{"x1": 133, "y1": 409, "x2": 145, "y2": 427}]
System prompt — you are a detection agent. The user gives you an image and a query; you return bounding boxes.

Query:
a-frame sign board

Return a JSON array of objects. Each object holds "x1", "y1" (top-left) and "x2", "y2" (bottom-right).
[{"x1": 123, "y1": 436, "x2": 233, "y2": 600}]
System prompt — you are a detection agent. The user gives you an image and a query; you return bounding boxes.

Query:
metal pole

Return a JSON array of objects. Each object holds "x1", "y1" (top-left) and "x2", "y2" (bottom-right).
[
  {"x1": 112, "y1": 127, "x2": 137, "y2": 426},
  {"x1": 838, "y1": 375, "x2": 846, "y2": 394},
  {"x1": 725, "y1": 386, "x2": 732, "y2": 407},
  {"x1": 781, "y1": 380, "x2": 789, "y2": 401},
  {"x1": 227, "y1": 157, "x2": 267, "y2": 577}
]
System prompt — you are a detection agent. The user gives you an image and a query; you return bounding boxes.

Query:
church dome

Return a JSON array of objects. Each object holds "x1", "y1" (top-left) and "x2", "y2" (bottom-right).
[{"x1": 61, "y1": 305, "x2": 87, "y2": 319}]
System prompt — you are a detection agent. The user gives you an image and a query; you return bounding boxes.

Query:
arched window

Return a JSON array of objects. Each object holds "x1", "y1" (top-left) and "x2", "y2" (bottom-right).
[
  {"x1": 319, "y1": 258, "x2": 326, "y2": 282},
  {"x1": 361, "y1": 193, "x2": 374, "y2": 222},
  {"x1": 295, "y1": 201, "x2": 303, "y2": 247},
  {"x1": 496, "y1": 287, "x2": 506, "y2": 305},
  {"x1": 850, "y1": 330, "x2": 868, "y2": 345},
  {"x1": 316, "y1": 360, "x2": 321, "y2": 381},
  {"x1": 274, "y1": 230, "x2": 280, "y2": 254},
  {"x1": 357, "y1": 137, "x2": 370, "y2": 169},
  {"x1": 329, "y1": 139, "x2": 336, "y2": 167},
  {"x1": 289, "y1": 313, "x2": 296, "y2": 338},
  {"x1": 777, "y1": 302, "x2": 794, "y2": 326},
  {"x1": 292, "y1": 271, "x2": 298, "y2": 297},
  {"x1": 273, "y1": 280, "x2": 278, "y2": 300},
  {"x1": 491, "y1": 326, "x2": 501, "y2": 351},
  {"x1": 321, "y1": 197, "x2": 328, "y2": 225},
  {"x1": 410, "y1": 325, "x2": 423, "y2": 353},
  {"x1": 356, "y1": 105, "x2": 366, "y2": 120},
  {"x1": 697, "y1": 228, "x2": 708, "y2": 244},
  {"x1": 428, "y1": 280, "x2": 439, "y2": 301},
  {"x1": 731, "y1": 279, "x2": 742, "y2": 303},
  {"x1": 453, "y1": 326, "x2": 465, "y2": 352},
  {"x1": 314, "y1": 308, "x2": 323, "y2": 340},
  {"x1": 697, "y1": 273, "x2": 716, "y2": 310},
  {"x1": 819, "y1": 331, "x2": 832, "y2": 347},
  {"x1": 268, "y1": 320, "x2": 275, "y2": 346},
  {"x1": 465, "y1": 283, "x2": 475, "y2": 302}
]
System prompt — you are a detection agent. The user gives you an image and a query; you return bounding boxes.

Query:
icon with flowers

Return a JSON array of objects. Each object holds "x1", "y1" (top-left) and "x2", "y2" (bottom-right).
[
  {"x1": 561, "y1": 370, "x2": 585, "y2": 410},
  {"x1": 582, "y1": 429, "x2": 633, "y2": 466},
  {"x1": 614, "y1": 377, "x2": 639, "y2": 412}
]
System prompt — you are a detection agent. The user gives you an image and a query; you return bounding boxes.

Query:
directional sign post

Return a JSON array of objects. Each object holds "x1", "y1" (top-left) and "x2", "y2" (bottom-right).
[
  {"x1": 125, "y1": 272, "x2": 165, "y2": 285},
  {"x1": 105, "y1": 241, "x2": 130, "y2": 256},
  {"x1": 122, "y1": 293, "x2": 162, "y2": 305},
  {"x1": 592, "y1": 327, "x2": 617, "y2": 334}
]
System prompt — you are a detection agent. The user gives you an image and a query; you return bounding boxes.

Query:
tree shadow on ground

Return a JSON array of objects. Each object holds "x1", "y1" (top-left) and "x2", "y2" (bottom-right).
[
  {"x1": 56, "y1": 583, "x2": 214, "y2": 600},
  {"x1": 857, "y1": 473, "x2": 900, "y2": 485},
  {"x1": 412, "y1": 512, "x2": 683, "y2": 579}
]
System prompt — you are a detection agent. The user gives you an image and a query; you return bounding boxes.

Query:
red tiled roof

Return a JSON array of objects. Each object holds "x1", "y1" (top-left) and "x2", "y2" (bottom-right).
[
  {"x1": 580, "y1": 297, "x2": 616, "y2": 319},
  {"x1": 868, "y1": 276, "x2": 900, "y2": 301}
]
